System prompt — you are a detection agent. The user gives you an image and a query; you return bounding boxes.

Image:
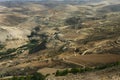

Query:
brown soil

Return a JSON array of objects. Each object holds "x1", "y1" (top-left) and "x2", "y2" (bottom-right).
[{"x1": 65, "y1": 54, "x2": 120, "y2": 67}]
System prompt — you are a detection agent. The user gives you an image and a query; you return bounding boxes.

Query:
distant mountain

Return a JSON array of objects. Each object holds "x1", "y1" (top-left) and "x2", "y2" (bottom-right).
[
  {"x1": 1, "y1": 0, "x2": 117, "y2": 3},
  {"x1": 3, "y1": 0, "x2": 97, "y2": 1}
]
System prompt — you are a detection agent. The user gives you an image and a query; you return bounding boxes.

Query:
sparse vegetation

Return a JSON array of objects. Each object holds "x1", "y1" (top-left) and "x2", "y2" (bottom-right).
[
  {"x1": 55, "y1": 69, "x2": 69, "y2": 76},
  {"x1": 55, "y1": 67, "x2": 93, "y2": 76},
  {"x1": 18, "y1": 39, "x2": 39, "y2": 54},
  {"x1": 65, "y1": 16, "x2": 80, "y2": 25},
  {"x1": 55, "y1": 62, "x2": 120, "y2": 76},
  {"x1": 29, "y1": 40, "x2": 47, "y2": 54},
  {"x1": 65, "y1": 16, "x2": 82, "y2": 29},
  {"x1": 9, "y1": 72, "x2": 45, "y2": 80},
  {"x1": 0, "y1": 44, "x2": 5, "y2": 50},
  {"x1": 0, "y1": 48, "x2": 17, "y2": 56}
]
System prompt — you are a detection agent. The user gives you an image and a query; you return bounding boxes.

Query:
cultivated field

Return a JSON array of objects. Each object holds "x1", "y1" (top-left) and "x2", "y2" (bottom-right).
[{"x1": 65, "y1": 54, "x2": 120, "y2": 67}]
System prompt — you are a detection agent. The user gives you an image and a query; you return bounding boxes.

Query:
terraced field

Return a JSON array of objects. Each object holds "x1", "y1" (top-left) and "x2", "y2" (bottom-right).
[{"x1": 65, "y1": 54, "x2": 120, "y2": 67}]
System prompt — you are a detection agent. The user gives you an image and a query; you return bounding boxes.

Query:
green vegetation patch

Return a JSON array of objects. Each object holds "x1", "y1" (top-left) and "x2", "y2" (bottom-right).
[
  {"x1": 9, "y1": 72, "x2": 46, "y2": 80},
  {"x1": 55, "y1": 61, "x2": 120, "y2": 76},
  {"x1": 18, "y1": 39, "x2": 39, "y2": 54},
  {"x1": 0, "y1": 44, "x2": 5, "y2": 50},
  {"x1": 0, "y1": 48, "x2": 17, "y2": 56}
]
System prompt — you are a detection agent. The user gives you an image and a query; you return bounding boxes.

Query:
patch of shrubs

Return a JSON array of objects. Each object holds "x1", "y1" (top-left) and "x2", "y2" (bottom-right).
[
  {"x1": 55, "y1": 67, "x2": 93, "y2": 76},
  {"x1": 65, "y1": 16, "x2": 81, "y2": 25},
  {"x1": 70, "y1": 68, "x2": 80, "y2": 74},
  {"x1": 55, "y1": 69, "x2": 69, "y2": 76},
  {"x1": 95, "y1": 62, "x2": 120, "y2": 70},
  {"x1": 55, "y1": 62, "x2": 120, "y2": 76},
  {"x1": 0, "y1": 48, "x2": 17, "y2": 56},
  {"x1": 17, "y1": 39, "x2": 47, "y2": 54},
  {"x1": 0, "y1": 44, "x2": 5, "y2": 50},
  {"x1": 9, "y1": 72, "x2": 46, "y2": 80},
  {"x1": 20, "y1": 40, "x2": 39, "y2": 50},
  {"x1": 18, "y1": 39, "x2": 39, "y2": 53},
  {"x1": 28, "y1": 40, "x2": 47, "y2": 54}
]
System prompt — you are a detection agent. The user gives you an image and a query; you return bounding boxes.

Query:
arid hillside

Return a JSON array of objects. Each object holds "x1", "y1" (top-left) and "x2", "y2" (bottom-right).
[{"x1": 0, "y1": 0, "x2": 120, "y2": 80}]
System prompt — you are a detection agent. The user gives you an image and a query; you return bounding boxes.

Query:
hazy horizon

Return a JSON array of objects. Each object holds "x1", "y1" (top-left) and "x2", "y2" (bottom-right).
[{"x1": 1, "y1": 0, "x2": 60, "y2": 1}]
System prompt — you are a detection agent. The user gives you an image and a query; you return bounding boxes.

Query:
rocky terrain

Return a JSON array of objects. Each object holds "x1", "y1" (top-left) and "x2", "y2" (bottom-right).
[{"x1": 0, "y1": 0, "x2": 120, "y2": 80}]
